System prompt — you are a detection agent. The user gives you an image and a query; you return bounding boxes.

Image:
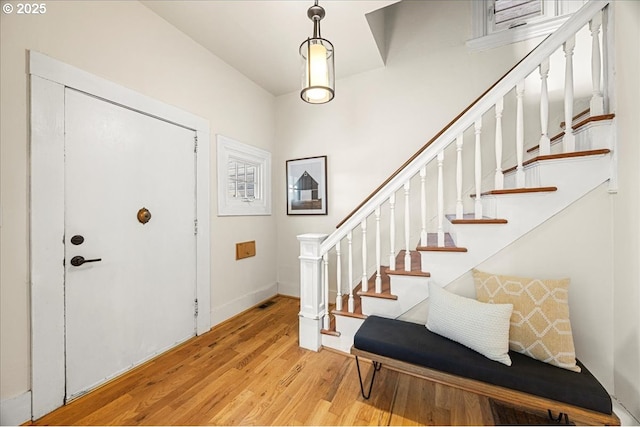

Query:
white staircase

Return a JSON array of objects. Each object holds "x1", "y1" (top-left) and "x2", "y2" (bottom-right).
[{"x1": 298, "y1": 0, "x2": 615, "y2": 354}]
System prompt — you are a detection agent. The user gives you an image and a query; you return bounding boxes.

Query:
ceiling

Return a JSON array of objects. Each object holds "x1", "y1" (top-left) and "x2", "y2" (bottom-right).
[{"x1": 142, "y1": 1, "x2": 401, "y2": 97}]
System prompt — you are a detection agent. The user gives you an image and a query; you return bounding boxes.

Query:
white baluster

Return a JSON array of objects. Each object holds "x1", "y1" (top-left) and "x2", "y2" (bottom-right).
[
  {"x1": 420, "y1": 166, "x2": 427, "y2": 246},
  {"x1": 590, "y1": 12, "x2": 604, "y2": 115},
  {"x1": 456, "y1": 135, "x2": 464, "y2": 219},
  {"x1": 437, "y1": 151, "x2": 445, "y2": 247},
  {"x1": 375, "y1": 207, "x2": 382, "y2": 293},
  {"x1": 347, "y1": 231, "x2": 354, "y2": 313},
  {"x1": 563, "y1": 35, "x2": 576, "y2": 152},
  {"x1": 516, "y1": 81, "x2": 526, "y2": 188},
  {"x1": 361, "y1": 219, "x2": 368, "y2": 292},
  {"x1": 474, "y1": 119, "x2": 483, "y2": 219},
  {"x1": 495, "y1": 97, "x2": 504, "y2": 189},
  {"x1": 389, "y1": 193, "x2": 396, "y2": 270},
  {"x1": 404, "y1": 181, "x2": 411, "y2": 271},
  {"x1": 323, "y1": 253, "x2": 330, "y2": 330},
  {"x1": 335, "y1": 241, "x2": 342, "y2": 311},
  {"x1": 539, "y1": 58, "x2": 551, "y2": 156}
]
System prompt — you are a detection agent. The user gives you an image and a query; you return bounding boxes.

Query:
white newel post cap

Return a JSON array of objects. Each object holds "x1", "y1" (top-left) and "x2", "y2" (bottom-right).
[{"x1": 297, "y1": 233, "x2": 328, "y2": 351}]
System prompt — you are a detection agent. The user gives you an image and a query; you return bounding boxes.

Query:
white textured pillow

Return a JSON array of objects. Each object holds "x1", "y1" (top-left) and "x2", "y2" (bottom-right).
[{"x1": 426, "y1": 283, "x2": 513, "y2": 366}]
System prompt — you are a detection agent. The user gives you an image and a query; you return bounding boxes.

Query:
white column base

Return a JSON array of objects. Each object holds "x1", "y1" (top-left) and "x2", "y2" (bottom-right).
[{"x1": 299, "y1": 314, "x2": 322, "y2": 351}]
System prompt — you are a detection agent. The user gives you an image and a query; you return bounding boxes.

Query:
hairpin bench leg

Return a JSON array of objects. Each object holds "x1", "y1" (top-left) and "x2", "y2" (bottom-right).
[
  {"x1": 548, "y1": 410, "x2": 570, "y2": 424},
  {"x1": 355, "y1": 356, "x2": 382, "y2": 400}
]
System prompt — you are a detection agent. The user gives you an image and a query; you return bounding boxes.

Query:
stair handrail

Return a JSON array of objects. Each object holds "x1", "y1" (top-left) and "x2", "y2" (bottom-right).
[{"x1": 321, "y1": 0, "x2": 610, "y2": 255}]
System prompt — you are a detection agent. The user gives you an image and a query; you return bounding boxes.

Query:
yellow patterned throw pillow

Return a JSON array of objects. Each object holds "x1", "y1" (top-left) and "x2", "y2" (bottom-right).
[{"x1": 473, "y1": 269, "x2": 580, "y2": 372}]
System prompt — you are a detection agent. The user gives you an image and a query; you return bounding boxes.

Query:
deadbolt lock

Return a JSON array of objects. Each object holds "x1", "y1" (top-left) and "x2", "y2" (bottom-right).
[{"x1": 137, "y1": 207, "x2": 152, "y2": 224}]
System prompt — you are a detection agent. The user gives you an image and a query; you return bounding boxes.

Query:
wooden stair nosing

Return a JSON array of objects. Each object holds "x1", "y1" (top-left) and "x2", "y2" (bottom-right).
[
  {"x1": 357, "y1": 288, "x2": 399, "y2": 300},
  {"x1": 572, "y1": 113, "x2": 615, "y2": 130},
  {"x1": 470, "y1": 186, "x2": 558, "y2": 198},
  {"x1": 503, "y1": 149, "x2": 611, "y2": 174},
  {"x1": 446, "y1": 213, "x2": 508, "y2": 224},
  {"x1": 331, "y1": 305, "x2": 367, "y2": 320},
  {"x1": 451, "y1": 218, "x2": 508, "y2": 224},
  {"x1": 320, "y1": 328, "x2": 340, "y2": 337},
  {"x1": 416, "y1": 245, "x2": 468, "y2": 253},
  {"x1": 559, "y1": 107, "x2": 591, "y2": 129},
  {"x1": 384, "y1": 268, "x2": 432, "y2": 277}
]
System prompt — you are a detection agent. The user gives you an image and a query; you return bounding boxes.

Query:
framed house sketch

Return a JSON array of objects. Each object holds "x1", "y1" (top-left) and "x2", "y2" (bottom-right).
[{"x1": 286, "y1": 156, "x2": 327, "y2": 215}]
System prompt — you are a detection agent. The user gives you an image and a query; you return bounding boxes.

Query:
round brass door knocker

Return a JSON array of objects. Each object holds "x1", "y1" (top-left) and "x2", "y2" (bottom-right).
[{"x1": 137, "y1": 207, "x2": 151, "y2": 224}]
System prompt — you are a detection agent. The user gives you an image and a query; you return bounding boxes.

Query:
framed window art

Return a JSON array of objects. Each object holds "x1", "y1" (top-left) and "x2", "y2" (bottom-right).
[{"x1": 286, "y1": 156, "x2": 327, "y2": 215}]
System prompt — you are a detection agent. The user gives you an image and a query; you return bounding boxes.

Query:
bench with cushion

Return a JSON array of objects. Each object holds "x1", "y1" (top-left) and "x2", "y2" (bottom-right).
[{"x1": 351, "y1": 315, "x2": 620, "y2": 426}]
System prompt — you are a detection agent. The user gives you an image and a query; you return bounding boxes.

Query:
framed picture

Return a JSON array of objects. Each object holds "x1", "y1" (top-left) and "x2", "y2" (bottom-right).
[{"x1": 286, "y1": 156, "x2": 327, "y2": 215}]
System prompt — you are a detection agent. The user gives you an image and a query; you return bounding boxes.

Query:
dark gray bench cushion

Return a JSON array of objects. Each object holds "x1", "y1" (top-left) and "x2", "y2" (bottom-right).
[{"x1": 353, "y1": 315, "x2": 612, "y2": 415}]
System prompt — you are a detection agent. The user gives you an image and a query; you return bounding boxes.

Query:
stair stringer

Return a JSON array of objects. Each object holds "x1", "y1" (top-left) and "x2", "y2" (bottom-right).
[
  {"x1": 394, "y1": 152, "x2": 612, "y2": 325},
  {"x1": 425, "y1": 152, "x2": 611, "y2": 290}
]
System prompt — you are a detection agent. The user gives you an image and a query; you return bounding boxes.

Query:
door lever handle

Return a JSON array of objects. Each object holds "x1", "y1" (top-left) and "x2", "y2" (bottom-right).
[{"x1": 70, "y1": 255, "x2": 102, "y2": 267}]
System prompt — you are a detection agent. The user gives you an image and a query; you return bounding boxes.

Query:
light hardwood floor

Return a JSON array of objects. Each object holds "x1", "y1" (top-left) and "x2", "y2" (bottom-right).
[{"x1": 32, "y1": 295, "x2": 497, "y2": 426}]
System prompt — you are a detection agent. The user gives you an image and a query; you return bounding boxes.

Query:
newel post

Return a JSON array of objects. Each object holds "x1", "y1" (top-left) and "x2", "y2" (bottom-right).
[{"x1": 298, "y1": 233, "x2": 328, "y2": 351}]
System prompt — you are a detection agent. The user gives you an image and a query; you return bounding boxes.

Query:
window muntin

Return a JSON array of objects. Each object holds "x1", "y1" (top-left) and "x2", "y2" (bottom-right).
[{"x1": 228, "y1": 159, "x2": 258, "y2": 201}]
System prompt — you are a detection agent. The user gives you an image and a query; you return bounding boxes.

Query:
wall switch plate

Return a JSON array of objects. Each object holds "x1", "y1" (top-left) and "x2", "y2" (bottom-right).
[{"x1": 236, "y1": 241, "x2": 256, "y2": 260}]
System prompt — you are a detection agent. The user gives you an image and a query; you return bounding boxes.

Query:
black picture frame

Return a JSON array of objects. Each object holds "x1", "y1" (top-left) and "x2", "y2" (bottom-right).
[{"x1": 286, "y1": 156, "x2": 328, "y2": 215}]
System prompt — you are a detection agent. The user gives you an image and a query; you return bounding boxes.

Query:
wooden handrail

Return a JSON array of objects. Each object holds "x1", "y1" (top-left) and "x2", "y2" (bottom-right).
[
  {"x1": 335, "y1": 0, "x2": 609, "y2": 230},
  {"x1": 336, "y1": 52, "x2": 532, "y2": 228}
]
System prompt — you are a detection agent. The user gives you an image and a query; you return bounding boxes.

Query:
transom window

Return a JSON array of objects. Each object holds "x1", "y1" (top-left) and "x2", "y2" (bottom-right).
[{"x1": 468, "y1": 0, "x2": 587, "y2": 51}]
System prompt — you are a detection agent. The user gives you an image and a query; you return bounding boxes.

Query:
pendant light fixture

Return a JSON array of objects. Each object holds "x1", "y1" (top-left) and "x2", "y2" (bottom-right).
[{"x1": 299, "y1": 0, "x2": 335, "y2": 104}]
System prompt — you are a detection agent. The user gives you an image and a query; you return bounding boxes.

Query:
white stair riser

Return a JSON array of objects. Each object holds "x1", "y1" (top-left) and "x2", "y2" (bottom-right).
[
  {"x1": 322, "y1": 316, "x2": 363, "y2": 353},
  {"x1": 360, "y1": 274, "x2": 429, "y2": 318},
  {"x1": 574, "y1": 121, "x2": 613, "y2": 151}
]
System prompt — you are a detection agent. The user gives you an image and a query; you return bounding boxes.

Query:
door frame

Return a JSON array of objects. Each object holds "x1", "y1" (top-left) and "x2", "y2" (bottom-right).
[{"x1": 29, "y1": 51, "x2": 211, "y2": 420}]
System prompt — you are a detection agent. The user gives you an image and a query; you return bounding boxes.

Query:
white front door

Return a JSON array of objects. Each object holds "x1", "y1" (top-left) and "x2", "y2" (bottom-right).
[{"x1": 64, "y1": 88, "x2": 197, "y2": 400}]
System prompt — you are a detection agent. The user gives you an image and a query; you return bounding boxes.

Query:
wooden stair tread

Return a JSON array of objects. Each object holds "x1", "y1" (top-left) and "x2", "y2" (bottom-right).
[
  {"x1": 447, "y1": 214, "x2": 508, "y2": 224},
  {"x1": 416, "y1": 233, "x2": 468, "y2": 252},
  {"x1": 470, "y1": 186, "x2": 557, "y2": 197},
  {"x1": 330, "y1": 284, "x2": 364, "y2": 318},
  {"x1": 357, "y1": 268, "x2": 398, "y2": 300},
  {"x1": 386, "y1": 250, "x2": 430, "y2": 276},
  {"x1": 503, "y1": 149, "x2": 611, "y2": 174},
  {"x1": 321, "y1": 314, "x2": 340, "y2": 336}
]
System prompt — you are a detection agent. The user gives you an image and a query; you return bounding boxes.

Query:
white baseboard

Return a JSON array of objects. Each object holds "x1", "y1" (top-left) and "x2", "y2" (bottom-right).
[
  {"x1": 209, "y1": 282, "x2": 278, "y2": 327},
  {"x1": 276, "y1": 281, "x2": 299, "y2": 298},
  {"x1": 613, "y1": 397, "x2": 640, "y2": 426},
  {"x1": 1, "y1": 391, "x2": 31, "y2": 426}
]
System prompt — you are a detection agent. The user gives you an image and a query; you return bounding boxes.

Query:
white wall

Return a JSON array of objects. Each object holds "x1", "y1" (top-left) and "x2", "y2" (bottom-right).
[
  {"x1": 275, "y1": 0, "x2": 639, "y2": 420},
  {"x1": 612, "y1": 0, "x2": 640, "y2": 419},
  {"x1": 0, "y1": 0, "x2": 277, "y2": 406}
]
